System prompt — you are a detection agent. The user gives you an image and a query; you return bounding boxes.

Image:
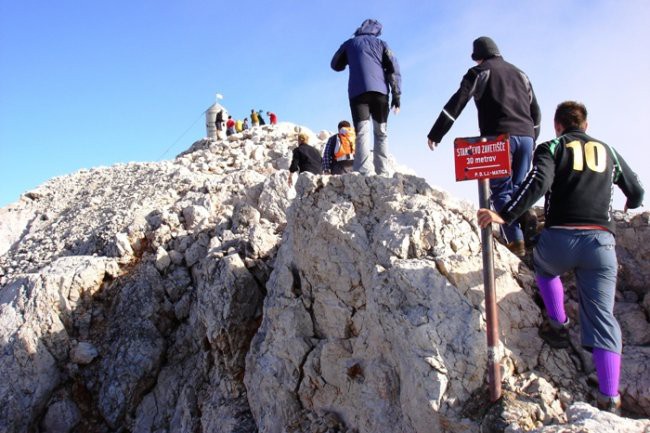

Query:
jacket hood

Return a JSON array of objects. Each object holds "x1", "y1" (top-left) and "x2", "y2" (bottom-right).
[{"x1": 354, "y1": 19, "x2": 382, "y2": 37}]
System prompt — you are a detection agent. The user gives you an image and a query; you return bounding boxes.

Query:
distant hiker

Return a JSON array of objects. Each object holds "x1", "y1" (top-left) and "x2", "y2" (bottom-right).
[
  {"x1": 235, "y1": 118, "x2": 243, "y2": 133},
  {"x1": 331, "y1": 18, "x2": 401, "y2": 177},
  {"x1": 288, "y1": 132, "x2": 323, "y2": 187},
  {"x1": 267, "y1": 111, "x2": 278, "y2": 125},
  {"x1": 428, "y1": 36, "x2": 541, "y2": 257},
  {"x1": 322, "y1": 120, "x2": 355, "y2": 175},
  {"x1": 258, "y1": 110, "x2": 266, "y2": 126},
  {"x1": 242, "y1": 118, "x2": 249, "y2": 130},
  {"x1": 251, "y1": 109, "x2": 259, "y2": 127},
  {"x1": 215, "y1": 110, "x2": 224, "y2": 139},
  {"x1": 477, "y1": 101, "x2": 645, "y2": 414},
  {"x1": 226, "y1": 116, "x2": 236, "y2": 136}
]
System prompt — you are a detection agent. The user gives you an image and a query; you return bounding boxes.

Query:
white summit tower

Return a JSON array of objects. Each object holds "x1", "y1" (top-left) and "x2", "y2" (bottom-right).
[{"x1": 205, "y1": 93, "x2": 227, "y2": 140}]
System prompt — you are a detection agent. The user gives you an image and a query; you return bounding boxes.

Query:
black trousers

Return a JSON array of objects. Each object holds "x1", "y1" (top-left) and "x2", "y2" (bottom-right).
[{"x1": 349, "y1": 91, "x2": 389, "y2": 124}]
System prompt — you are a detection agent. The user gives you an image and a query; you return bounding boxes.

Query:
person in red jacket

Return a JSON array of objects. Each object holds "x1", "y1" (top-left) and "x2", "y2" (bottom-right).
[
  {"x1": 226, "y1": 116, "x2": 236, "y2": 136},
  {"x1": 267, "y1": 111, "x2": 277, "y2": 125}
]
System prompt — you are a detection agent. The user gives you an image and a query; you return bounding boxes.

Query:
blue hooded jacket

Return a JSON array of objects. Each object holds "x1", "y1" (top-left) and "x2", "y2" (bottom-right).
[{"x1": 331, "y1": 19, "x2": 401, "y2": 100}]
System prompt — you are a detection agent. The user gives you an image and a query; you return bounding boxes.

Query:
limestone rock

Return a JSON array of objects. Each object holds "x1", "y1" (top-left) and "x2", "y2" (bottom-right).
[
  {"x1": 0, "y1": 120, "x2": 647, "y2": 433},
  {"x1": 0, "y1": 256, "x2": 109, "y2": 433},
  {"x1": 245, "y1": 174, "x2": 547, "y2": 433},
  {"x1": 619, "y1": 346, "x2": 650, "y2": 416},
  {"x1": 0, "y1": 201, "x2": 37, "y2": 257},
  {"x1": 95, "y1": 263, "x2": 167, "y2": 429},
  {"x1": 154, "y1": 246, "x2": 171, "y2": 271},
  {"x1": 182, "y1": 204, "x2": 211, "y2": 230},
  {"x1": 114, "y1": 232, "x2": 134, "y2": 257},
  {"x1": 615, "y1": 302, "x2": 650, "y2": 346},
  {"x1": 40, "y1": 398, "x2": 81, "y2": 433},
  {"x1": 614, "y1": 211, "x2": 650, "y2": 297},
  {"x1": 525, "y1": 402, "x2": 650, "y2": 432},
  {"x1": 70, "y1": 341, "x2": 99, "y2": 364}
]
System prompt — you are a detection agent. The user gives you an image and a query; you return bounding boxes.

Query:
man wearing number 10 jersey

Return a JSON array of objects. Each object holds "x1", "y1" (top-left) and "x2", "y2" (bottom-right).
[{"x1": 477, "y1": 101, "x2": 644, "y2": 413}]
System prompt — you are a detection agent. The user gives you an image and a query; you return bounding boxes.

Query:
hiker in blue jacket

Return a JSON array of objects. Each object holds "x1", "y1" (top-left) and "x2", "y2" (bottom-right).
[{"x1": 331, "y1": 18, "x2": 401, "y2": 177}]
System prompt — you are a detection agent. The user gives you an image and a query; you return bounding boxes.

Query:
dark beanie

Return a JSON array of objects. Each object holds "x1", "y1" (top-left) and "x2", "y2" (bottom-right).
[{"x1": 471, "y1": 36, "x2": 500, "y2": 61}]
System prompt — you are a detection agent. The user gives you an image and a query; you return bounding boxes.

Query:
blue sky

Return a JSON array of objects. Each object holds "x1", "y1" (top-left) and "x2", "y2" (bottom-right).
[{"x1": 1, "y1": 0, "x2": 648, "y2": 210}]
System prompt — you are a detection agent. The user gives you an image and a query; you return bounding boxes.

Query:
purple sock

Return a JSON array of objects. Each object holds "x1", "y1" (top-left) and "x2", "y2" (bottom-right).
[
  {"x1": 593, "y1": 348, "x2": 621, "y2": 397},
  {"x1": 535, "y1": 275, "x2": 567, "y2": 324}
]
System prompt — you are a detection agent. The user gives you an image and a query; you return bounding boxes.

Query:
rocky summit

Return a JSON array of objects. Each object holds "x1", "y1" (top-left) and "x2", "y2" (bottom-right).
[{"x1": 0, "y1": 121, "x2": 649, "y2": 433}]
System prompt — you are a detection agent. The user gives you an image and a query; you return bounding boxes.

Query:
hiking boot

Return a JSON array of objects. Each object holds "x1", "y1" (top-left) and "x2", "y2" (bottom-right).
[
  {"x1": 506, "y1": 240, "x2": 526, "y2": 258},
  {"x1": 596, "y1": 393, "x2": 621, "y2": 415},
  {"x1": 539, "y1": 318, "x2": 570, "y2": 349}
]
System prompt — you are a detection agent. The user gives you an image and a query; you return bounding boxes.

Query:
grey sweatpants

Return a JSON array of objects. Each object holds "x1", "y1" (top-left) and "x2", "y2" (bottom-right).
[
  {"x1": 533, "y1": 228, "x2": 621, "y2": 353},
  {"x1": 349, "y1": 91, "x2": 390, "y2": 176}
]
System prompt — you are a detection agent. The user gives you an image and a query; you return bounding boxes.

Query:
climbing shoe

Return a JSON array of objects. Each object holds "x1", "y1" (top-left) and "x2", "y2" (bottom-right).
[
  {"x1": 596, "y1": 393, "x2": 621, "y2": 415},
  {"x1": 506, "y1": 240, "x2": 526, "y2": 258},
  {"x1": 538, "y1": 318, "x2": 570, "y2": 349}
]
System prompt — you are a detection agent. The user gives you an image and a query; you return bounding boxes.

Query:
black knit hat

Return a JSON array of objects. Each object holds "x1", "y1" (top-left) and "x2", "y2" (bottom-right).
[{"x1": 471, "y1": 36, "x2": 500, "y2": 61}]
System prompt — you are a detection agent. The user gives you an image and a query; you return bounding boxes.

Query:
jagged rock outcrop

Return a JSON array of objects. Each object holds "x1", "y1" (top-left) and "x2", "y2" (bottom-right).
[
  {"x1": 528, "y1": 403, "x2": 650, "y2": 433},
  {"x1": 0, "y1": 121, "x2": 648, "y2": 433},
  {"x1": 615, "y1": 212, "x2": 650, "y2": 297},
  {"x1": 244, "y1": 173, "x2": 650, "y2": 433},
  {"x1": 245, "y1": 173, "x2": 516, "y2": 433},
  {"x1": 0, "y1": 256, "x2": 117, "y2": 433}
]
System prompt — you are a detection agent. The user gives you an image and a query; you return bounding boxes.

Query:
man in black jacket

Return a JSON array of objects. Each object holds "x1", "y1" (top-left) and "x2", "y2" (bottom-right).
[
  {"x1": 477, "y1": 101, "x2": 644, "y2": 413},
  {"x1": 215, "y1": 110, "x2": 224, "y2": 140},
  {"x1": 428, "y1": 36, "x2": 541, "y2": 256},
  {"x1": 288, "y1": 133, "x2": 323, "y2": 187}
]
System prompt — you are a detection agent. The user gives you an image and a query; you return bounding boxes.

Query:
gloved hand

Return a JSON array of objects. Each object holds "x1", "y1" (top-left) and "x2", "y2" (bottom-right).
[{"x1": 391, "y1": 94, "x2": 400, "y2": 109}]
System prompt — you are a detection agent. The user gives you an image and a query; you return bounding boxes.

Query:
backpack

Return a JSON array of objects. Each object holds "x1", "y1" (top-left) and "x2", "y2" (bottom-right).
[{"x1": 334, "y1": 127, "x2": 355, "y2": 161}]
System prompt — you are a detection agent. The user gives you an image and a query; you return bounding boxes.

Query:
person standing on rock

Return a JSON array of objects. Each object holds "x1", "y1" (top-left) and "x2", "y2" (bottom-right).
[
  {"x1": 477, "y1": 101, "x2": 645, "y2": 413},
  {"x1": 226, "y1": 116, "x2": 236, "y2": 136},
  {"x1": 267, "y1": 111, "x2": 278, "y2": 125},
  {"x1": 251, "y1": 109, "x2": 259, "y2": 127},
  {"x1": 215, "y1": 110, "x2": 224, "y2": 139},
  {"x1": 428, "y1": 36, "x2": 541, "y2": 257},
  {"x1": 288, "y1": 133, "x2": 323, "y2": 187},
  {"x1": 242, "y1": 118, "x2": 249, "y2": 130},
  {"x1": 331, "y1": 18, "x2": 401, "y2": 177},
  {"x1": 322, "y1": 120, "x2": 355, "y2": 175}
]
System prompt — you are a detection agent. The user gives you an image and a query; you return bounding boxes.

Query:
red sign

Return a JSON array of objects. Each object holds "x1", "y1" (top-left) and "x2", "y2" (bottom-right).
[{"x1": 454, "y1": 135, "x2": 511, "y2": 181}]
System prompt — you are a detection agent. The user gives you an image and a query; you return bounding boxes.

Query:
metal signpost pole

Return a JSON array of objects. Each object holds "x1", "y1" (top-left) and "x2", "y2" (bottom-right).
[
  {"x1": 478, "y1": 176, "x2": 502, "y2": 402},
  {"x1": 454, "y1": 134, "x2": 509, "y2": 403}
]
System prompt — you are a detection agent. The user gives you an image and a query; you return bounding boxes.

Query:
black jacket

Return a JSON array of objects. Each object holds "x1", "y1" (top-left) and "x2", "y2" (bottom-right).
[
  {"x1": 500, "y1": 129, "x2": 644, "y2": 233},
  {"x1": 289, "y1": 144, "x2": 323, "y2": 175},
  {"x1": 428, "y1": 56, "x2": 541, "y2": 142}
]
